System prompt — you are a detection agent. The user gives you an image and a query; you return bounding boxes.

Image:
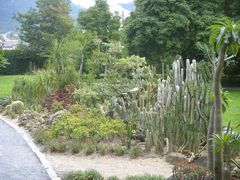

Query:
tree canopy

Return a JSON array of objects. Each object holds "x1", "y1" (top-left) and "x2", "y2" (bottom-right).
[{"x1": 77, "y1": 0, "x2": 121, "y2": 42}]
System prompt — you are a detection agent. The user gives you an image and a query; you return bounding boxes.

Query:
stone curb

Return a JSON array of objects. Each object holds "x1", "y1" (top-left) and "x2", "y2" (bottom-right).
[{"x1": 0, "y1": 115, "x2": 60, "y2": 180}]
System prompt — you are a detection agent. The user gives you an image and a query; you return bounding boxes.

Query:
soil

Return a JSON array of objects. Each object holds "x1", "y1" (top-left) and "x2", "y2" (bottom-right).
[{"x1": 45, "y1": 153, "x2": 174, "y2": 179}]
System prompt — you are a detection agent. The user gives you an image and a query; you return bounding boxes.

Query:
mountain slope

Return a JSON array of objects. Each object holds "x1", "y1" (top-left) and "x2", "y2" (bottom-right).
[
  {"x1": 0, "y1": 0, "x2": 82, "y2": 32},
  {"x1": 0, "y1": 0, "x2": 135, "y2": 33}
]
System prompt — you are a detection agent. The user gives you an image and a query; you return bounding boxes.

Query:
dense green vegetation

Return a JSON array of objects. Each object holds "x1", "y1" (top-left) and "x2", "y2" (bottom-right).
[{"x1": 0, "y1": 0, "x2": 239, "y2": 179}]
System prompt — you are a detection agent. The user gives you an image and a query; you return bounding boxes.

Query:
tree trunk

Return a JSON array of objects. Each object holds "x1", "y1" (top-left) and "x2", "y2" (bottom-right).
[
  {"x1": 208, "y1": 104, "x2": 215, "y2": 174},
  {"x1": 80, "y1": 53, "x2": 84, "y2": 74},
  {"x1": 213, "y1": 43, "x2": 227, "y2": 180}
]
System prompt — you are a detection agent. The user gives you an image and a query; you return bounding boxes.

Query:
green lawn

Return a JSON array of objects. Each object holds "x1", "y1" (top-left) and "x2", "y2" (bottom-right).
[
  {"x1": 223, "y1": 90, "x2": 240, "y2": 132},
  {"x1": 0, "y1": 75, "x2": 22, "y2": 98}
]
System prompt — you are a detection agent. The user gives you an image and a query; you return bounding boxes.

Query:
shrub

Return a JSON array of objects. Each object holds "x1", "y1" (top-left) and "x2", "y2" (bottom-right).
[
  {"x1": 129, "y1": 146, "x2": 141, "y2": 159},
  {"x1": 109, "y1": 145, "x2": 128, "y2": 156},
  {"x1": 69, "y1": 142, "x2": 83, "y2": 154},
  {"x1": 47, "y1": 140, "x2": 67, "y2": 153},
  {"x1": 107, "y1": 176, "x2": 120, "y2": 180},
  {"x1": 84, "y1": 144, "x2": 96, "y2": 155},
  {"x1": 51, "y1": 100, "x2": 64, "y2": 113},
  {"x1": 173, "y1": 162, "x2": 213, "y2": 180},
  {"x1": 126, "y1": 174, "x2": 165, "y2": 180},
  {"x1": 63, "y1": 170, "x2": 104, "y2": 180},
  {"x1": 33, "y1": 129, "x2": 50, "y2": 145},
  {"x1": 44, "y1": 86, "x2": 75, "y2": 112},
  {"x1": 49, "y1": 105, "x2": 126, "y2": 141},
  {"x1": 96, "y1": 144, "x2": 108, "y2": 155},
  {"x1": 12, "y1": 70, "x2": 57, "y2": 105},
  {"x1": 73, "y1": 87, "x2": 103, "y2": 107}
]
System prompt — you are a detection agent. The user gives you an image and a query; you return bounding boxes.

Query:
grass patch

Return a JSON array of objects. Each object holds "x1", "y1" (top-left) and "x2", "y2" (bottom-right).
[
  {"x1": 63, "y1": 170, "x2": 104, "y2": 180},
  {"x1": 0, "y1": 75, "x2": 22, "y2": 98},
  {"x1": 223, "y1": 90, "x2": 240, "y2": 132}
]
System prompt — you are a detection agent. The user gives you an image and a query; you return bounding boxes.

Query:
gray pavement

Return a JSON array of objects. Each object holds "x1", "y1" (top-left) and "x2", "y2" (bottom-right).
[{"x1": 0, "y1": 119, "x2": 50, "y2": 180}]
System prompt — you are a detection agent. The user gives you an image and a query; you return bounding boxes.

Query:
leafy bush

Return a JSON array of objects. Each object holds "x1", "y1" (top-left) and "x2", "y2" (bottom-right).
[
  {"x1": 69, "y1": 142, "x2": 83, "y2": 154},
  {"x1": 73, "y1": 87, "x2": 103, "y2": 107},
  {"x1": 32, "y1": 129, "x2": 50, "y2": 145},
  {"x1": 107, "y1": 176, "x2": 120, "y2": 180},
  {"x1": 129, "y1": 146, "x2": 141, "y2": 159},
  {"x1": 173, "y1": 162, "x2": 213, "y2": 180},
  {"x1": 109, "y1": 145, "x2": 128, "y2": 156},
  {"x1": 44, "y1": 86, "x2": 75, "y2": 112},
  {"x1": 49, "y1": 105, "x2": 126, "y2": 141},
  {"x1": 126, "y1": 174, "x2": 165, "y2": 180},
  {"x1": 63, "y1": 170, "x2": 104, "y2": 180},
  {"x1": 84, "y1": 144, "x2": 96, "y2": 155},
  {"x1": 47, "y1": 139, "x2": 67, "y2": 153}
]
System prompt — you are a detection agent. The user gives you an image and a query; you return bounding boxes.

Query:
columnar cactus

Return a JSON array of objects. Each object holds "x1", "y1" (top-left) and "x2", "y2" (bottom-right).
[{"x1": 111, "y1": 59, "x2": 212, "y2": 154}]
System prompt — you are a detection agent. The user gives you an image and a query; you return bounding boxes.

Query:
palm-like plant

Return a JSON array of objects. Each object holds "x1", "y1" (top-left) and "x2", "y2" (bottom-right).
[{"x1": 207, "y1": 18, "x2": 240, "y2": 179}]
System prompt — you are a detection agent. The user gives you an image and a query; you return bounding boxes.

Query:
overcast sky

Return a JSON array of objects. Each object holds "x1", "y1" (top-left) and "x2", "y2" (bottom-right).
[{"x1": 71, "y1": 0, "x2": 134, "y2": 16}]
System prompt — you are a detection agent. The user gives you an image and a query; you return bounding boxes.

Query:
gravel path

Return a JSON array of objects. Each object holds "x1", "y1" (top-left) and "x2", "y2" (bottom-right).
[
  {"x1": 0, "y1": 119, "x2": 50, "y2": 180},
  {"x1": 46, "y1": 154, "x2": 173, "y2": 179}
]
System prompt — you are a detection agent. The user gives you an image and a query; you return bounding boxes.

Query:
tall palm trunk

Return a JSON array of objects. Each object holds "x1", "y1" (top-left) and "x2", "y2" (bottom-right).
[
  {"x1": 208, "y1": 105, "x2": 215, "y2": 174},
  {"x1": 213, "y1": 43, "x2": 227, "y2": 180}
]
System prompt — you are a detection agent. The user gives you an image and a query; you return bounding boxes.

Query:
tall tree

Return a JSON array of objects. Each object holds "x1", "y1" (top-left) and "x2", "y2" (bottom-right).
[
  {"x1": 124, "y1": 0, "x2": 197, "y2": 67},
  {"x1": 207, "y1": 18, "x2": 240, "y2": 179},
  {"x1": 15, "y1": 0, "x2": 73, "y2": 60},
  {"x1": 77, "y1": 0, "x2": 121, "y2": 42}
]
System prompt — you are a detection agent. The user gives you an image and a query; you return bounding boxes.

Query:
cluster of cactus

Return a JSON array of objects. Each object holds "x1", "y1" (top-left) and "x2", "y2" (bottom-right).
[{"x1": 110, "y1": 59, "x2": 212, "y2": 154}]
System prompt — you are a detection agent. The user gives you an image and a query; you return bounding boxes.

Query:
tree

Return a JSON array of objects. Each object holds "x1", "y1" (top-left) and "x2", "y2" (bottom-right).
[
  {"x1": 15, "y1": 0, "x2": 73, "y2": 64},
  {"x1": 77, "y1": 0, "x2": 121, "y2": 42},
  {"x1": 64, "y1": 30, "x2": 96, "y2": 74},
  {"x1": 124, "y1": 0, "x2": 198, "y2": 67},
  {"x1": 0, "y1": 50, "x2": 9, "y2": 69},
  {"x1": 207, "y1": 18, "x2": 240, "y2": 180}
]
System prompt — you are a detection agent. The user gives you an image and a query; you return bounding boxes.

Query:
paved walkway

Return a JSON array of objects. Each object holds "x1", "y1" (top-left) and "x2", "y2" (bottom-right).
[{"x1": 0, "y1": 119, "x2": 50, "y2": 180}]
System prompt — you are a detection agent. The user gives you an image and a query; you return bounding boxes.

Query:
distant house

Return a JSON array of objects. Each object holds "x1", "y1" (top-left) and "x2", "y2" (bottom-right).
[
  {"x1": 2, "y1": 40, "x2": 19, "y2": 50},
  {"x1": 0, "y1": 32, "x2": 20, "y2": 50}
]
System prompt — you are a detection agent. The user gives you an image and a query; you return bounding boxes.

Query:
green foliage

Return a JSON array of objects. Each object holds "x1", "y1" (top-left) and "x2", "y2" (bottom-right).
[
  {"x1": 78, "y1": 0, "x2": 120, "y2": 42},
  {"x1": 51, "y1": 100, "x2": 64, "y2": 113},
  {"x1": 126, "y1": 175, "x2": 165, "y2": 180},
  {"x1": 0, "y1": 50, "x2": 9, "y2": 69},
  {"x1": 73, "y1": 87, "x2": 102, "y2": 107},
  {"x1": 63, "y1": 170, "x2": 104, "y2": 180},
  {"x1": 124, "y1": 0, "x2": 209, "y2": 67},
  {"x1": 12, "y1": 70, "x2": 57, "y2": 105},
  {"x1": 33, "y1": 129, "x2": 50, "y2": 145},
  {"x1": 129, "y1": 146, "x2": 141, "y2": 159},
  {"x1": 107, "y1": 176, "x2": 120, "y2": 180},
  {"x1": 212, "y1": 126, "x2": 240, "y2": 160},
  {"x1": 15, "y1": 0, "x2": 73, "y2": 55},
  {"x1": 0, "y1": 47, "x2": 35, "y2": 75},
  {"x1": 84, "y1": 144, "x2": 96, "y2": 155},
  {"x1": 207, "y1": 17, "x2": 240, "y2": 55},
  {"x1": 173, "y1": 162, "x2": 212, "y2": 180},
  {"x1": 47, "y1": 139, "x2": 67, "y2": 153},
  {"x1": 49, "y1": 105, "x2": 127, "y2": 141}
]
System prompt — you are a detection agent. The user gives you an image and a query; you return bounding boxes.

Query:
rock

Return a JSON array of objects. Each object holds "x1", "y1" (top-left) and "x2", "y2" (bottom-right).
[
  {"x1": 18, "y1": 110, "x2": 46, "y2": 131},
  {"x1": 165, "y1": 153, "x2": 187, "y2": 165},
  {"x1": 49, "y1": 109, "x2": 67, "y2": 122}
]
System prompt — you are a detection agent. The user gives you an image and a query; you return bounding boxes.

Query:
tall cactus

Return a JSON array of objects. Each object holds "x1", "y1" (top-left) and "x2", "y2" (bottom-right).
[{"x1": 110, "y1": 59, "x2": 212, "y2": 154}]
